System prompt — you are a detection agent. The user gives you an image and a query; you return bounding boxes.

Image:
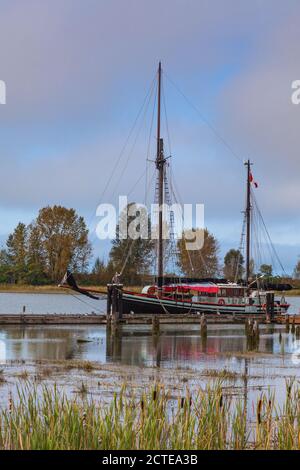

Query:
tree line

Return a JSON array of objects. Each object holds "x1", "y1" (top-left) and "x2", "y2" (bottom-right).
[{"x1": 0, "y1": 204, "x2": 298, "y2": 286}]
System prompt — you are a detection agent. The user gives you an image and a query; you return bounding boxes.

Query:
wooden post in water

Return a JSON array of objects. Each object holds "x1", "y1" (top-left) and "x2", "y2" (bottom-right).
[
  {"x1": 152, "y1": 315, "x2": 160, "y2": 335},
  {"x1": 108, "y1": 283, "x2": 123, "y2": 334},
  {"x1": 291, "y1": 316, "x2": 296, "y2": 335},
  {"x1": 285, "y1": 314, "x2": 290, "y2": 333},
  {"x1": 118, "y1": 285, "x2": 123, "y2": 320},
  {"x1": 200, "y1": 314, "x2": 207, "y2": 338},
  {"x1": 253, "y1": 320, "x2": 260, "y2": 346},
  {"x1": 111, "y1": 285, "x2": 118, "y2": 320},
  {"x1": 266, "y1": 292, "x2": 274, "y2": 322},
  {"x1": 107, "y1": 285, "x2": 112, "y2": 318}
]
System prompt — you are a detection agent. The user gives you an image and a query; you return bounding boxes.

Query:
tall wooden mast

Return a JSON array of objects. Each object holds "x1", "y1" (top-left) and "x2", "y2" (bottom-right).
[
  {"x1": 156, "y1": 62, "x2": 165, "y2": 294},
  {"x1": 245, "y1": 160, "x2": 252, "y2": 286}
]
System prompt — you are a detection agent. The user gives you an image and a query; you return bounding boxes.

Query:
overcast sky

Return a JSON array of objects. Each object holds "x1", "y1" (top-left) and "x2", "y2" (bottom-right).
[{"x1": 0, "y1": 0, "x2": 299, "y2": 274}]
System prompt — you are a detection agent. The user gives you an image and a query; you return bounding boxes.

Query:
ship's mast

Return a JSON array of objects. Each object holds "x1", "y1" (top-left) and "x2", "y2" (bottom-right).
[
  {"x1": 245, "y1": 160, "x2": 252, "y2": 286},
  {"x1": 156, "y1": 62, "x2": 165, "y2": 294}
]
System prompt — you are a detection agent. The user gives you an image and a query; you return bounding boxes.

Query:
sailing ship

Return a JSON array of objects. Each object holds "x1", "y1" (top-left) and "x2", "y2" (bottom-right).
[{"x1": 61, "y1": 63, "x2": 292, "y2": 316}]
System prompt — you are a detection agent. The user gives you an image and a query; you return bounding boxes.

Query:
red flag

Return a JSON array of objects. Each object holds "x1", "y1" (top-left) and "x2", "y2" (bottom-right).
[{"x1": 250, "y1": 172, "x2": 258, "y2": 188}]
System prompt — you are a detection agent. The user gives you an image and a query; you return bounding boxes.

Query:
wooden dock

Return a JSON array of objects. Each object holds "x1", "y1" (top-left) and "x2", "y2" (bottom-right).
[{"x1": 0, "y1": 313, "x2": 291, "y2": 325}]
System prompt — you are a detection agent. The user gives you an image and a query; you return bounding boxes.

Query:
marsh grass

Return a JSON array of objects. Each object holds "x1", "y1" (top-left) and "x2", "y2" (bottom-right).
[
  {"x1": 1, "y1": 380, "x2": 300, "y2": 449},
  {"x1": 0, "y1": 369, "x2": 6, "y2": 384},
  {"x1": 201, "y1": 368, "x2": 241, "y2": 380},
  {"x1": 17, "y1": 370, "x2": 29, "y2": 380}
]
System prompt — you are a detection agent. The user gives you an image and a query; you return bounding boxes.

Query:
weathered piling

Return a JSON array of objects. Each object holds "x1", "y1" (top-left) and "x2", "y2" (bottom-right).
[
  {"x1": 107, "y1": 285, "x2": 113, "y2": 317},
  {"x1": 245, "y1": 318, "x2": 252, "y2": 335},
  {"x1": 253, "y1": 320, "x2": 260, "y2": 340},
  {"x1": 152, "y1": 331, "x2": 161, "y2": 367},
  {"x1": 152, "y1": 316, "x2": 160, "y2": 335},
  {"x1": 118, "y1": 288, "x2": 123, "y2": 319},
  {"x1": 246, "y1": 318, "x2": 259, "y2": 350},
  {"x1": 106, "y1": 283, "x2": 123, "y2": 335},
  {"x1": 296, "y1": 325, "x2": 300, "y2": 339},
  {"x1": 291, "y1": 316, "x2": 296, "y2": 335},
  {"x1": 111, "y1": 317, "x2": 120, "y2": 336},
  {"x1": 285, "y1": 315, "x2": 290, "y2": 333},
  {"x1": 107, "y1": 283, "x2": 123, "y2": 320},
  {"x1": 200, "y1": 314, "x2": 207, "y2": 338},
  {"x1": 265, "y1": 292, "x2": 274, "y2": 322}
]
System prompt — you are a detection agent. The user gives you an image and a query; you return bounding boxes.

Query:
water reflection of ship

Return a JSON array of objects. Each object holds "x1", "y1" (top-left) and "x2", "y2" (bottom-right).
[{"x1": 105, "y1": 326, "x2": 287, "y2": 366}]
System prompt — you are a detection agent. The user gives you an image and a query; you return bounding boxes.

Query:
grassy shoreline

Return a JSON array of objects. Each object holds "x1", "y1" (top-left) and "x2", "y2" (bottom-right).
[
  {"x1": 0, "y1": 284, "x2": 299, "y2": 296},
  {"x1": 0, "y1": 367, "x2": 299, "y2": 449},
  {"x1": 0, "y1": 284, "x2": 142, "y2": 294}
]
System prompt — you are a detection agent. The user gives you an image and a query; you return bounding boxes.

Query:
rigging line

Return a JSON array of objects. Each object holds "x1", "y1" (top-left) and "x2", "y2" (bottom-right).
[
  {"x1": 127, "y1": 168, "x2": 148, "y2": 198},
  {"x1": 86, "y1": 74, "x2": 157, "y2": 230},
  {"x1": 109, "y1": 79, "x2": 156, "y2": 201},
  {"x1": 68, "y1": 291, "x2": 105, "y2": 314},
  {"x1": 251, "y1": 189, "x2": 286, "y2": 275},
  {"x1": 145, "y1": 83, "x2": 157, "y2": 206},
  {"x1": 120, "y1": 238, "x2": 135, "y2": 276},
  {"x1": 118, "y1": 237, "x2": 133, "y2": 274},
  {"x1": 164, "y1": 72, "x2": 243, "y2": 164},
  {"x1": 88, "y1": 162, "x2": 156, "y2": 247},
  {"x1": 170, "y1": 175, "x2": 194, "y2": 274},
  {"x1": 90, "y1": 91, "x2": 154, "y2": 246},
  {"x1": 116, "y1": 167, "x2": 157, "y2": 276},
  {"x1": 162, "y1": 76, "x2": 172, "y2": 157},
  {"x1": 235, "y1": 213, "x2": 246, "y2": 282}
]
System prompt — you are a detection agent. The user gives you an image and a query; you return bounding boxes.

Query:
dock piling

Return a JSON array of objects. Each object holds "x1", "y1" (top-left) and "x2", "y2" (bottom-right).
[
  {"x1": 200, "y1": 314, "x2": 207, "y2": 338},
  {"x1": 152, "y1": 316, "x2": 160, "y2": 335},
  {"x1": 285, "y1": 315, "x2": 290, "y2": 333},
  {"x1": 291, "y1": 316, "x2": 296, "y2": 335}
]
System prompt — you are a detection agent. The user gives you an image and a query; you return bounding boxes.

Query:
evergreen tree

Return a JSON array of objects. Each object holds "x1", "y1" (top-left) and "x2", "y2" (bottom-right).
[
  {"x1": 0, "y1": 248, "x2": 10, "y2": 283},
  {"x1": 108, "y1": 203, "x2": 154, "y2": 285},
  {"x1": 6, "y1": 223, "x2": 28, "y2": 283}
]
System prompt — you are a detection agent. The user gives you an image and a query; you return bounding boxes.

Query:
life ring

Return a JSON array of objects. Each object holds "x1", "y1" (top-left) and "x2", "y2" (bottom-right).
[{"x1": 218, "y1": 298, "x2": 225, "y2": 306}]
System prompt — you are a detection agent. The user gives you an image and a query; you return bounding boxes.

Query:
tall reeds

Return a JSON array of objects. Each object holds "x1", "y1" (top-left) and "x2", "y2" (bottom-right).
[{"x1": 1, "y1": 380, "x2": 300, "y2": 450}]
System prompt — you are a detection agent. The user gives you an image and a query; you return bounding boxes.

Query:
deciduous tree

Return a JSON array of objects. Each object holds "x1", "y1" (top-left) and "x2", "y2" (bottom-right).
[
  {"x1": 223, "y1": 249, "x2": 244, "y2": 281},
  {"x1": 177, "y1": 228, "x2": 219, "y2": 278}
]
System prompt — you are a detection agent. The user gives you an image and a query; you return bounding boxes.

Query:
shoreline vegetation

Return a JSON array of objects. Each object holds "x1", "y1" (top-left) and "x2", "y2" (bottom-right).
[
  {"x1": 1, "y1": 375, "x2": 300, "y2": 449},
  {"x1": 0, "y1": 284, "x2": 140, "y2": 294},
  {"x1": 0, "y1": 284, "x2": 300, "y2": 296},
  {"x1": 2, "y1": 205, "x2": 300, "y2": 295}
]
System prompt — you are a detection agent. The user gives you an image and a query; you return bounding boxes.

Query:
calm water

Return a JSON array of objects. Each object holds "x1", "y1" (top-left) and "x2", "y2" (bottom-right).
[
  {"x1": 1, "y1": 293, "x2": 300, "y2": 396},
  {"x1": 0, "y1": 292, "x2": 106, "y2": 315},
  {"x1": 1, "y1": 293, "x2": 300, "y2": 408},
  {"x1": 1, "y1": 293, "x2": 300, "y2": 417},
  {"x1": 1, "y1": 292, "x2": 300, "y2": 315}
]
